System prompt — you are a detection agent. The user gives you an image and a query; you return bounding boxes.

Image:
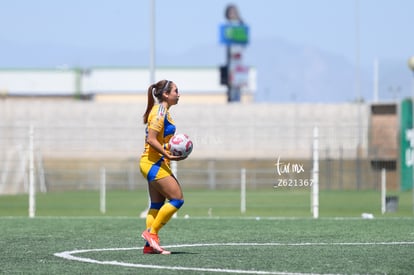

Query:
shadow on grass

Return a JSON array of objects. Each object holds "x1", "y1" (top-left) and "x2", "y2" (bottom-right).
[{"x1": 171, "y1": 251, "x2": 199, "y2": 255}]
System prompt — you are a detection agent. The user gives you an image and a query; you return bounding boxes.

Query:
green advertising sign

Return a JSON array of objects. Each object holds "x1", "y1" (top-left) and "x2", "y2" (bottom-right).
[
  {"x1": 400, "y1": 98, "x2": 413, "y2": 191},
  {"x1": 219, "y1": 24, "x2": 249, "y2": 45}
]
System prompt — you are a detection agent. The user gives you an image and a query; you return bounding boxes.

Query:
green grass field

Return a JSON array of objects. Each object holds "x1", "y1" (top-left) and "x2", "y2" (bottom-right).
[
  {"x1": 1, "y1": 189, "x2": 413, "y2": 218},
  {"x1": 1, "y1": 189, "x2": 414, "y2": 274}
]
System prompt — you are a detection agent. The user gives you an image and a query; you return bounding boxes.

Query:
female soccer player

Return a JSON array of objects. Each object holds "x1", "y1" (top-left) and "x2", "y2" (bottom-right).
[{"x1": 139, "y1": 79, "x2": 186, "y2": 255}]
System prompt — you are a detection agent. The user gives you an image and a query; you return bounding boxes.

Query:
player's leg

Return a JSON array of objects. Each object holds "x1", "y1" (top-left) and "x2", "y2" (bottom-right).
[
  {"x1": 141, "y1": 176, "x2": 184, "y2": 254},
  {"x1": 143, "y1": 189, "x2": 164, "y2": 254},
  {"x1": 148, "y1": 175, "x2": 184, "y2": 234},
  {"x1": 146, "y1": 184, "x2": 166, "y2": 230},
  {"x1": 140, "y1": 157, "x2": 168, "y2": 254}
]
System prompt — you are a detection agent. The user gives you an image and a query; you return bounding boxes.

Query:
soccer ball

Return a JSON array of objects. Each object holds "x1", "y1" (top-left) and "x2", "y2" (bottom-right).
[{"x1": 169, "y1": 133, "x2": 193, "y2": 157}]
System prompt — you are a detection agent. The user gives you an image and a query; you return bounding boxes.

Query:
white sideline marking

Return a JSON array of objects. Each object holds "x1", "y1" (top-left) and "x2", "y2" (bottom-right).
[{"x1": 54, "y1": 242, "x2": 414, "y2": 275}]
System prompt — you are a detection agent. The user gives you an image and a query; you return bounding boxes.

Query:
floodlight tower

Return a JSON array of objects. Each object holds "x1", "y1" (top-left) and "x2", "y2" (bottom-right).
[{"x1": 149, "y1": 0, "x2": 156, "y2": 84}]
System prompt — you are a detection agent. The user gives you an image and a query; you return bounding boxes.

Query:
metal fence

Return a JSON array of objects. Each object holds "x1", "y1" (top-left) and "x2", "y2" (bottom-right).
[{"x1": 0, "y1": 99, "x2": 398, "y2": 194}]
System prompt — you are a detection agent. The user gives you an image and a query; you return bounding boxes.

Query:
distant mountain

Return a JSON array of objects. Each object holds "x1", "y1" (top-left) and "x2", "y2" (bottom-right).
[
  {"x1": 157, "y1": 37, "x2": 414, "y2": 103},
  {"x1": 246, "y1": 37, "x2": 363, "y2": 102},
  {"x1": 0, "y1": 38, "x2": 412, "y2": 103},
  {"x1": 0, "y1": 40, "x2": 148, "y2": 68}
]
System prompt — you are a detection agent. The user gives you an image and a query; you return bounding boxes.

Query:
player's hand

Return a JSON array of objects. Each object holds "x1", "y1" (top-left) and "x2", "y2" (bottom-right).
[{"x1": 166, "y1": 153, "x2": 187, "y2": 161}]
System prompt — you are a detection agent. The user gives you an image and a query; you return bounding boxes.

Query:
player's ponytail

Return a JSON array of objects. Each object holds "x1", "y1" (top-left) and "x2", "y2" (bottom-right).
[
  {"x1": 143, "y1": 84, "x2": 156, "y2": 124},
  {"x1": 143, "y1": 80, "x2": 170, "y2": 124}
]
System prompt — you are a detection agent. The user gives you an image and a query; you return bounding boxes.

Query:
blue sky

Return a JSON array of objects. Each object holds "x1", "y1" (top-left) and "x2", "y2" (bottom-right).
[
  {"x1": 1, "y1": 0, "x2": 413, "y2": 101},
  {"x1": 1, "y1": 0, "x2": 413, "y2": 68}
]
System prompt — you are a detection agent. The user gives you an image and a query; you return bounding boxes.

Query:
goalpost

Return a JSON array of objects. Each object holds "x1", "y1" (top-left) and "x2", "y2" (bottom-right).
[
  {"x1": 240, "y1": 168, "x2": 246, "y2": 214},
  {"x1": 100, "y1": 167, "x2": 106, "y2": 214},
  {"x1": 27, "y1": 125, "x2": 47, "y2": 218},
  {"x1": 311, "y1": 126, "x2": 319, "y2": 219},
  {"x1": 239, "y1": 127, "x2": 320, "y2": 218},
  {"x1": 28, "y1": 125, "x2": 35, "y2": 218},
  {"x1": 309, "y1": 127, "x2": 389, "y2": 218}
]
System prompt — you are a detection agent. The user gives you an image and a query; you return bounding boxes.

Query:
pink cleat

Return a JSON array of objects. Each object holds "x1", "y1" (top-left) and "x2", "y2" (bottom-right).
[{"x1": 141, "y1": 230, "x2": 171, "y2": 255}]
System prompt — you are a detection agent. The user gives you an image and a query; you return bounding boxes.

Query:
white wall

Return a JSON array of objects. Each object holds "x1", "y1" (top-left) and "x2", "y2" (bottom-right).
[
  {"x1": 0, "y1": 67, "x2": 257, "y2": 95},
  {"x1": 0, "y1": 70, "x2": 76, "y2": 94},
  {"x1": 0, "y1": 99, "x2": 368, "y2": 160}
]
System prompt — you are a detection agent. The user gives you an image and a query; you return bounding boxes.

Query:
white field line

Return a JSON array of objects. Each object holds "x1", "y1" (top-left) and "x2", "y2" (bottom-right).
[
  {"x1": 54, "y1": 242, "x2": 414, "y2": 275},
  {"x1": 2, "y1": 216, "x2": 414, "y2": 220}
]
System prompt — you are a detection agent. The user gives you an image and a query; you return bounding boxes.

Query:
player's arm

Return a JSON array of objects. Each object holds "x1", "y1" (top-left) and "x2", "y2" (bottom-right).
[{"x1": 146, "y1": 128, "x2": 183, "y2": 161}]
